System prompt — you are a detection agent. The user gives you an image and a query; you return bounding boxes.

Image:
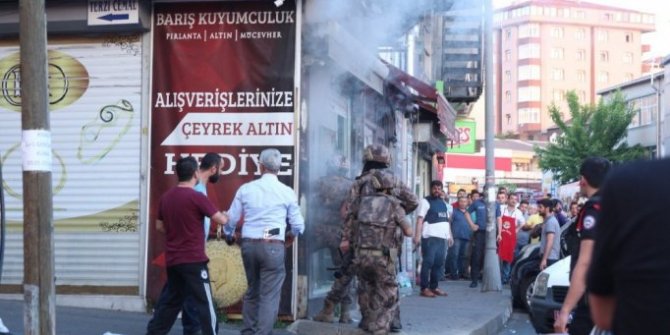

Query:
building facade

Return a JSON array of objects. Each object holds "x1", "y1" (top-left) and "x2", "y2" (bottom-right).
[
  {"x1": 494, "y1": 0, "x2": 655, "y2": 138},
  {"x1": 599, "y1": 69, "x2": 666, "y2": 158},
  {"x1": 0, "y1": 0, "x2": 458, "y2": 321}
]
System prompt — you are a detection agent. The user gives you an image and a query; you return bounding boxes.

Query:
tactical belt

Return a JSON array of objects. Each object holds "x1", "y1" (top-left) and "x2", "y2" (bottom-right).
[{"x1": 357, "y1": 249, "x2": 384, "y2": 257}]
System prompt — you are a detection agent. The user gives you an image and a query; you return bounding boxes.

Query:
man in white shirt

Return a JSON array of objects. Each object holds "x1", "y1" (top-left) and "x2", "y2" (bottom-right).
[
  {"x1": 413, "y1": 180, "x2": 453, "y2": 298},
  {"x1": 223, "y1": 148, "x2": 305, "y2": 335}
]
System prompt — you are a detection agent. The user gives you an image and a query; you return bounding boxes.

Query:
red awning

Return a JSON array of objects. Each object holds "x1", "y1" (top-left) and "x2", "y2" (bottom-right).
[
  {"x1": 383, "y1": 61, "x2": 437, "y2": 101},
  {"x1": 383, "y1": 61, "x2": 457, "y2": 140}
]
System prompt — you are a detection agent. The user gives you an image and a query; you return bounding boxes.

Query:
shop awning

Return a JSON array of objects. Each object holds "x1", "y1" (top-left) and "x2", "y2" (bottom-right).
[
  {"x1": 384, "y1": 62, "x2": 458, "y2": 140},
  {"x1": 385, "y1": 62, "x2": 438, "y2": 101},
  {"x1": 322, "y1": 23, "x2": 457, "y2": 140}
]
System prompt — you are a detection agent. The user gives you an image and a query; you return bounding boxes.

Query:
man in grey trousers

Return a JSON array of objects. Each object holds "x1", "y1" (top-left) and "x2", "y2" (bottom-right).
[{"x1": 222, "y1": 148, "x2": 305, "y2": 335}]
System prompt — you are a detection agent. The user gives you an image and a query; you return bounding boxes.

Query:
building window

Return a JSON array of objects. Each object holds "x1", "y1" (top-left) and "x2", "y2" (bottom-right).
[
  {"x1": 625, "y1": 33, "x2": 633, "y2": 43},
  {"x1": 518, "y1": 108, "x2": 540, "y2": 124},
  {"x1": 518, "y1": 65, "x2": 541, "y2": 80},
  {"x1": 518, "y1": 23, "x2": 540, "y2": 38},
  {"x1": 517, "y1": 86, "x2": 541, "y2": 102},
  {"x1": 558, "y1": 8, "x2": 570, "y2": 18},
  {"x1": 577, "y1": 70, "x2": 586, "y2": 82},
  {"x1": 505, "y1": 90, "x2": 512, "y2": 102},
  {"x1": 625, "y1": 73, "x2": 635, "y2": 81},
  {"x1": 552, "y1": 89, "x2": 565, "y2": 102},
  {"x1": 574, "y1": 10, "x2": 586, "y2": 19},
  {"x1": 630, "y1": 13, "x2": 641, "y2": 23},
  {"x1": 544, "y1": 7, "x2": 557, "y2": 17},
  {"x1": 551, "y1": 47, "x2": 564, "y2": 59},
  {"x1": 598, "y1": 71, "x2": 609, "y2": 83},
  {"x1": 505, "y1": 29, "x2": 512, "y2": 39},
  {"x1": 505, "y1": 70, "x2": 512, "y2": 81},
  {"x1": 642, "y1": 14, "x2": 654, "y2": 24},
  {"x1": 518, "y1": 43, "x2": 540, "y2": 59},
  {"x1": 552, "y1": 68, "x2": 565, "y2": 81},
  {"x1": 598, "y1": 29, "x2": 609, "y2": 41},
  {"x1": 615, "y1": 12, "x2": 623, "y2": 22},
  {"x1": 623, "y1": 52, "x2": 633, "y2": 64},
  {"x1": 603, "y1": 13, "x2": 614, "y2": 21},
  {"x1": 628, "y1": 95, "x2": 657, "y2": 127},
  {"x1": 551, "y1": 26, "x2": 564, "y2": 38},
  {"x1": 576, "y1": 49, "x2": 586, "y2": 61},
  {"x1": 600, "y1": 51, "x2": 609, "y2": 62},
  {"x1": 505, "y1": 49, "x2": 512, "y2": 61},
  {"x1": 575, "y1": 28, "x2": 586, "y2": 40},
  {"x1": 578, "y1": 90, "x2": 587, "y2": 102}
]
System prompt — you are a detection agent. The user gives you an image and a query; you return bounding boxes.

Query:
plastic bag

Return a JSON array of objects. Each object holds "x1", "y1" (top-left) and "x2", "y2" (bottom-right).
[{"x1": 396, "y1": 271, "x2": 413, "y2": 297}]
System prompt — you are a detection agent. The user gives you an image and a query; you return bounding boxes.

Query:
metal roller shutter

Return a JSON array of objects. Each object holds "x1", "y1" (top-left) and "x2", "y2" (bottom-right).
[{"x1": 0, "y1": 35, "x2": 142, "y2": 291}]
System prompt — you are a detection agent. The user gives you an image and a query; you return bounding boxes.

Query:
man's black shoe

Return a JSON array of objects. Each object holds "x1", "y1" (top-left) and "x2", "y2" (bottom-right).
[
  {"x1": 469, "y1": 281, "x2": 478, "y2": 288},
  {"x1": 390, "y1": 324, "x2": 402, "y2": 333}
]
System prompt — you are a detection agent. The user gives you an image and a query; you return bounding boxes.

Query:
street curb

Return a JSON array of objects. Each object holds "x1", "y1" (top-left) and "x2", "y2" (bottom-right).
[
  {"x1": 287, "y1": 297, "x2": 513, "y2": 335},
  {"x1": 469, "y1": 297, "x2": 513, "y2": 335},
  {"x1": 286, "y1": 320, "x2": 365, "y2": 335}
]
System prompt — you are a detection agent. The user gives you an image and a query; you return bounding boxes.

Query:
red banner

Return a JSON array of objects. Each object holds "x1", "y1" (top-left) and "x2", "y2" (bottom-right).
[
  {"x1": 499, "y1": 215, "x2": 516, "y2": 263},
  {"x1": 148, "y1": 1, "x2": 296, "y2": 315}
]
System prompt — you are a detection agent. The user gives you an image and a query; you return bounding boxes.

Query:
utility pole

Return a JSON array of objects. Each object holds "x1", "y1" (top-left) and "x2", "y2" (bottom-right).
[
  {"x1": 651, "y1": 70, "x2": 663, "y2": 159},
  {"x1": 19, "y1": 1, "x2": 55, "y2": 334},
  {"x1": 481, "y1": 0, "x2": 502, "y2": 292}
]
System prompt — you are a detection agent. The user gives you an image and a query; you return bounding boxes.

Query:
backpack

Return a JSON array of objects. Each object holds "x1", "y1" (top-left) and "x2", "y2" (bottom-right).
[{"x1": 355, "y1": 193, "x2": 398, "y2": 250}]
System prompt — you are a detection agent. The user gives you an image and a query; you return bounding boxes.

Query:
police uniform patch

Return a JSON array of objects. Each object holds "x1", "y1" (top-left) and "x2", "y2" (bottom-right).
[
  {"x1": 201, "y1": 269, "x2": 208, "y2": 280},
  {"x1": 583, "y1": 215, "x2": 596, "y2": 230}
]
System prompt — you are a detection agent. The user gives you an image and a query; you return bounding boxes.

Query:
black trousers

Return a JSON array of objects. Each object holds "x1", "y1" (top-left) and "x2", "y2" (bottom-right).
[
  {"x1": 147, "y1": 262, "x2": 218, "y2": 335},
  {"x1": 470, "y1": 230, "x2": 486, "y2": 283},
  {"x1": 155, "y1": 281, "x2": 201, "y2": 334}
]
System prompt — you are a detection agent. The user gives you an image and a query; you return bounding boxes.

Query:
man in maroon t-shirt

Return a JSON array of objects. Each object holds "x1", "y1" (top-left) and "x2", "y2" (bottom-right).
[{"x1": 147, "y1": 156, "x2": 228, "y2": 335}]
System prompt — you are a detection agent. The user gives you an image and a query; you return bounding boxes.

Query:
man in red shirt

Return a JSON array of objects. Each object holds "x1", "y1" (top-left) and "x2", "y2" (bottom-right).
[{"x1": 147, "y1": 156, "x2": 229, "y2": 335}]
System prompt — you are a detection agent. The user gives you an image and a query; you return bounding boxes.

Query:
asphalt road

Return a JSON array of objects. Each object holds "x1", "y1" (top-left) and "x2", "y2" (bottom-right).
[{"x1": 498, "y1": 309, "x2": 539, "y2": 335}]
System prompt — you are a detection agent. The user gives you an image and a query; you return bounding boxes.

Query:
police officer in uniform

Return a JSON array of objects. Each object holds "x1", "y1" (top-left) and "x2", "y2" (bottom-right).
[
  {"x1": 340, "y1": 144, "x2": 418, "y2": 333},
  {"x1": 352, "y1": 170, "x2": 413, "y2": 335},
  {"x1": 312, "y1": 155, "x2": 355, "y2": 323},
  {"x1": 554, "y1": 157, "x2": 610, "y2": 335}
]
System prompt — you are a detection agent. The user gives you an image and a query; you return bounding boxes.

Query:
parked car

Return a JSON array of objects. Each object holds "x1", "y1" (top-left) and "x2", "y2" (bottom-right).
[
  {"x1": 510, "y1": 217, "x2": 574, "y2": 311},
  {"x1": 529, "y1": 256, "x2": 571, "y2": 334},
  {"x1": 510, "y1": 242, "x2": 540, "y2": 311}
]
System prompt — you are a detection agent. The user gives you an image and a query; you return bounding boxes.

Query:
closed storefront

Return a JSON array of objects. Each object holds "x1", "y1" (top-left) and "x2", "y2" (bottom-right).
[{"x1": 0, "y1": 35, "x2": 144, "y2": 295}]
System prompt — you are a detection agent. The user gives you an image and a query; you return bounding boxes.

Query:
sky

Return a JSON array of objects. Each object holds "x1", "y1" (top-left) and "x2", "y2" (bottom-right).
[{"x1": 494, "y1": 0, "x2": 670, "y2": 58}]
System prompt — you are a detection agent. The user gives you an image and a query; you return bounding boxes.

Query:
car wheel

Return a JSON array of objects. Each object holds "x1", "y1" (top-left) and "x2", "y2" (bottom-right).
[{"x1": 520, "y1": 275, "x2": 536, "y2": 312}]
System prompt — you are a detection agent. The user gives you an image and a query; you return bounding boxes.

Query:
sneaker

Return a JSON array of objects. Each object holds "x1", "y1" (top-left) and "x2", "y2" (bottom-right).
[
  {"x1": 420, "y1": 288, "x2": 436, "y2": 297},
  {"x1": 432, "y1": 288, "x2": 448, "y2": 297},
  {"x1": 469, "y1": 281, "x2": 478, "y2": 288}
]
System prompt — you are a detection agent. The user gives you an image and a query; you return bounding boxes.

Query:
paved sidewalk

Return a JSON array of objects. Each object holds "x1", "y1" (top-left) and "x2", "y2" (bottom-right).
[
  {"x1": 0, "y1": 281, "x2": 511, "y2": 335},
  {"x1": 291, "y1": 280, "x2": 512, "y2": 335}
]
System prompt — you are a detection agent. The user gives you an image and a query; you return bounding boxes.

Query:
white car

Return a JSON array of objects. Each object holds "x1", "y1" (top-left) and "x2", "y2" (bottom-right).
[{"x1": 529, "y1": 256, "x2": 571, "y2": 333}]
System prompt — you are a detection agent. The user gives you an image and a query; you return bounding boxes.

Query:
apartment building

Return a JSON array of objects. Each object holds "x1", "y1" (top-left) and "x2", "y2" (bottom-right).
[{"x1": 494, "y1": 0, "x2": 655, "y2": 138}]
